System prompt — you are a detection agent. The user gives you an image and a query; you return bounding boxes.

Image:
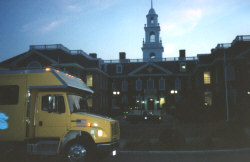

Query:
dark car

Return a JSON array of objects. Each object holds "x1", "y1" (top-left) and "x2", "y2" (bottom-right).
[{"x1": 125, "y1": 111, "x2": 163, "y2": 124}]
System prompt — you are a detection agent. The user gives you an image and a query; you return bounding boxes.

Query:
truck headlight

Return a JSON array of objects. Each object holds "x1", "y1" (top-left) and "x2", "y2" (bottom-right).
[{"x1": 98, "y1": 130, "x2": 103, "y2": 137}]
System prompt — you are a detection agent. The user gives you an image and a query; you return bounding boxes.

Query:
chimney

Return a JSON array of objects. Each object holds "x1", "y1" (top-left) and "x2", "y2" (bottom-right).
[
  {"x1": 89, "y1": 53, "x2": 97, "y2": 58},
  {"x1": 179, "y1": 50, "x2": 186, "y2": 58},
  {"x1": 119, "y1": 52, "x2": 126, "y2": 60}
]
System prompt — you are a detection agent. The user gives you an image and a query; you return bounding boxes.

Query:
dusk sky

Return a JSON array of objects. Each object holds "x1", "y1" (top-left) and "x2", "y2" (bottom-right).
[{"x1": 0, "y1": 0, "x2": 250, "y2": 62}]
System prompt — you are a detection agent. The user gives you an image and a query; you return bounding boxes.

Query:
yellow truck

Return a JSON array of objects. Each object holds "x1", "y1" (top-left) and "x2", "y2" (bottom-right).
[{"x1": 0, "y1": 67, "x2": 120, "y2": 161}]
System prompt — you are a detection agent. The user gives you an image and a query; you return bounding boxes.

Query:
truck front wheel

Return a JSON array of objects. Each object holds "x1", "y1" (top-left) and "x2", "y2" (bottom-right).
[{"x1": 66, "y1": 143, "x2": 87, "y2": 162}]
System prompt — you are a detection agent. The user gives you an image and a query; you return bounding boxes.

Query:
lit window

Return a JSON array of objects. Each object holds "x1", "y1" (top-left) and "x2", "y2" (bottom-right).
[
  {"x1": 204, "y1": 91, "x2": 212, "y2": 106},
  {"x1": 87, "y1": 98, "x2": 93, "y2": 107},
  {"x1": 180, "y1": 62, "x2": 186, "y2": 72},
  {"x1": 159, "y1": 78, "x2": 165, "y2": 90},
  {"x1": 136, "y1": 79, "x2": 142, "y2": 91},
  {"x1": 159, "y1": 97, "x2": 165, "y2": 108},
  {"x1": 150, "y1": 32, "x2": 155, "y2": 42},
  {"x1": 116, "y1": 64, "x2": 122, "y2": 74},
  {"x1": 204, "y1": 71, "x2": 211, "y2": 84},
  {"x1": 87, "y1": 75, "x2": 93, "y2": 87}
]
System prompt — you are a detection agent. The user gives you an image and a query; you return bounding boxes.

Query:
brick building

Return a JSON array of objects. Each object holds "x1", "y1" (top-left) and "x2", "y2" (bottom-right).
[{"x1": 1, "y1": 4, "x2": 250, "y2": 121}]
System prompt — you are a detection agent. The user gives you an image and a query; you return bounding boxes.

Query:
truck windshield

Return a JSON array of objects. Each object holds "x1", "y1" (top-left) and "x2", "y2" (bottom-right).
[{"x1": 67, "y1": 94, "x2": 89, "y2": 113}]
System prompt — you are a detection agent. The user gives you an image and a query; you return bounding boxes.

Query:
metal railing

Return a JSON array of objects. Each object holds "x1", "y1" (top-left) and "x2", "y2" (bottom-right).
[
  {"x1": 215, "y1": 43, "x2": 232, "y2": 49},
  {"x1": 233, "y1": 35, "x2": 250, "y2": 44},
  {"x1": 103, "y1": 56, "x2": 197, "y2": 64},
  {"x1": 29, "y1": 44, "x2": 96, "y2": 60}
]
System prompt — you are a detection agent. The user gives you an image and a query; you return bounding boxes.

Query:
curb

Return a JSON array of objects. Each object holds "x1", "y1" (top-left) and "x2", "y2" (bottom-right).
[{"x1": 118, "y1": 147, "x2": 250, "y2": 154}]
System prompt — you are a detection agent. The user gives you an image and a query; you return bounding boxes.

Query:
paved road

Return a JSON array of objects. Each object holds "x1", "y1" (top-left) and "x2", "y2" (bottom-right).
[
  {"x1": 103, "y1": 149, "x2": 250, "y2": 162},
  {"x1": 2, "y1": 147, "x2": 250, "y2": 162}
]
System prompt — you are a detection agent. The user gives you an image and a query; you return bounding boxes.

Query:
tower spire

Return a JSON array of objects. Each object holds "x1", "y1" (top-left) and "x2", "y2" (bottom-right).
[{"x1": 142, "y1": 0, "x2": 163, "y2": 61}]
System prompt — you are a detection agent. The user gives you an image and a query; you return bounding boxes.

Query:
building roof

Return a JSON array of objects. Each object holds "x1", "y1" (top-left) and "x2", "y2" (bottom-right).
[{"x1": 148, "y1": 8, "x2": 156, "y2": 15}]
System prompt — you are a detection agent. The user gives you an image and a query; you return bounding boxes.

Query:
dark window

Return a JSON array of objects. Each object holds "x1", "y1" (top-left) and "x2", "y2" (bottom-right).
[
  {"x1": 116, "y1": 64, "x2": 122, "y2": 73},
  {"x1": 150, "y1": 53, "x2": 156, "y2": 59},
  {"x1": 42, "y1": 95, "x2": 65, "y2": 113},
  {"x1": 150, "y1": 17, "x2": 154, "y2": 24},
  {"x1": 0, "y1": 85, "x2": 19, "y2": 105}
]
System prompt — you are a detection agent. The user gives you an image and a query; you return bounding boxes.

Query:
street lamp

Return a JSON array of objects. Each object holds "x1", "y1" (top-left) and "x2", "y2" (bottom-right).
[
  {"x1": 170, "y1": 90, "x2": 178, "y2": 94},
  {"x1": 113, "y1": 91, "x2": 120, "y2": 96}
]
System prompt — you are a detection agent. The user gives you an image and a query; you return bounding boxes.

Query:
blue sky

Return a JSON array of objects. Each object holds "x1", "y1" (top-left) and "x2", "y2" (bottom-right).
[{"x1": 0, "y1": 0, "x2": 250, "y2": 61}]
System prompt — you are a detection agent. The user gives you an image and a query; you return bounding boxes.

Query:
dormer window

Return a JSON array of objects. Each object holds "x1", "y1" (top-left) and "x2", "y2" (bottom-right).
[
  {"x1": 116, "y1": 64, "x2": 122, "y2": 74},
  {"x1": 180, "y1": 62, "x2": 186, "y2": 72}
]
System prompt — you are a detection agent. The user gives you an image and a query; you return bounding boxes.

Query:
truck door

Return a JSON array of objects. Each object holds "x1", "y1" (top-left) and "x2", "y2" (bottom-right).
[{"x1": 35, "y1": 92, "x2": 70, "y2": 138}]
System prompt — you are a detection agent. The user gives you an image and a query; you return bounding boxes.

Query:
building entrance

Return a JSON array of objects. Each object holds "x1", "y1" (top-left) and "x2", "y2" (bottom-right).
[{"x1": 147, "y1": 98, "x2": 154, "y2": 111}]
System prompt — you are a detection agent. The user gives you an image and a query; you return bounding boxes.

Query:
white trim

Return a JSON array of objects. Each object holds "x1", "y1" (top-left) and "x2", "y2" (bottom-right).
[{"x1": 128, "y1": 62, "x2": 172, "y2": 76}]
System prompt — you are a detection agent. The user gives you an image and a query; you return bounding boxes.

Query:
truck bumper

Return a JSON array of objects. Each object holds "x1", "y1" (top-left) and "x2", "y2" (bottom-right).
[{"x1": 96, "y1": 140, "x2": 119, "y2": 153}]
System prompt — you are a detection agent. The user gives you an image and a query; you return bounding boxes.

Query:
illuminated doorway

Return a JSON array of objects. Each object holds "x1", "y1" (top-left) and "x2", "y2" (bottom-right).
[{"x1": 147, "y1": 98, "x2": 154, "y2": 111}]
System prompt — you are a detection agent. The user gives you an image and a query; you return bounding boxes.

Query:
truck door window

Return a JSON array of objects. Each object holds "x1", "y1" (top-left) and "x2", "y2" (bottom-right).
[
  {"x1": 42, "y1": 95, "x2": 65, "y2": 113},
  {"x1": 67, "y1": 95, "x2": 89, "y2": 113}
]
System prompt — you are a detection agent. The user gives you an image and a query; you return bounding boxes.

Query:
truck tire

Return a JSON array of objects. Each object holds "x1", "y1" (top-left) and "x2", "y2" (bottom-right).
[{"x1": 64, "y1": 139, "x2": 95, "y2": 162}]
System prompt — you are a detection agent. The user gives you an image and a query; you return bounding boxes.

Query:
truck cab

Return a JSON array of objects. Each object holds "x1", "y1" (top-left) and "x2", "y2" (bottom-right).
[{"x1": 0, "y1": 68, "x2": 120, "y2": 161}]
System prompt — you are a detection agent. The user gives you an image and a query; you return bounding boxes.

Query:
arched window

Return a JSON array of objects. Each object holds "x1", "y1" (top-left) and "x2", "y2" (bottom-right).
[
  {"x1": 150, "y1": 53, "x2": 156, "y2": 59},
  {"x1": 149, "y1": 32, "x2": 155, "y2": 42},
  {"x1": 150, "y1": 17, "x2": 154, "y2": 24}
]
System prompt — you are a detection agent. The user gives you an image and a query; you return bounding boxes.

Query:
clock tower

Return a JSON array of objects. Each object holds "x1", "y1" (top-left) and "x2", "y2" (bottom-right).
[{"x1": 142, "y1": 0, "x2": 164, "y2": 61}]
